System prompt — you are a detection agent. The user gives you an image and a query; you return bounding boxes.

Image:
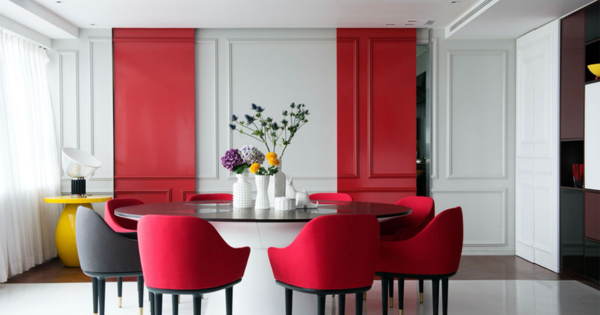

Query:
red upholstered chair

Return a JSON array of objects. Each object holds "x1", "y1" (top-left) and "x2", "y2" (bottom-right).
[
  {"x1": 309, "y1": 193, "x2": 353, "y2": 204},
  {"x1": 104, "y1": 198, "x2": 144, "y2": 233},
  {"x1": 378, "y1": 196, "x2": 435, "y2": 306},
  {"x1": 187, "y1": 193, "x2": 233, "y2": 202},
  {"x1": 138, "y1": 215, "x2": 250, "y2": 315},
  {"x1": 103, "y1": 198, "x2": 144, "y2": 307},
  {"x1": 268, "y1": 214, "x2": 379, "y2": 315},
  {"x1": 376, "y1": 207, "x2": 463, "y2": 315}
]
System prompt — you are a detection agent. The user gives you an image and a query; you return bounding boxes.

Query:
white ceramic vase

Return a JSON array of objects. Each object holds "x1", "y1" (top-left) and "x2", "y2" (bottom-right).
[
  {"x1": 255, "y1": 175, "x2": 271, "y2": 210},
  {"x1": 233, "y1": 169, "x2": 253, "y2": 208},
  {"x1": 268, "y1": 165, "x2": 286, "y2": 208}
]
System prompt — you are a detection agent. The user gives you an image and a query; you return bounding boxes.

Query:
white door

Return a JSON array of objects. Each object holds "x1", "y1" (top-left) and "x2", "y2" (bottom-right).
[{"x1": 515, "y1": 20, "x2": 560, "y2": 272}]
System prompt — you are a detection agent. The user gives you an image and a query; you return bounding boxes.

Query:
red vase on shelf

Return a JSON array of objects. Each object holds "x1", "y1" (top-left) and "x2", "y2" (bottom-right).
[{"x1": 573, "y1": 164, "x2": 584, "y2": 188}]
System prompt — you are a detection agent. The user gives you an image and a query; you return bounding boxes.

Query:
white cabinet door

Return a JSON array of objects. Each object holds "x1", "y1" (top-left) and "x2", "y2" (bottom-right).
[
  {"x1": 585, "y1": 83, "x2": 600, "y2": 190},
  {"x1": 515, "y1": 20, "x2": 560, "y2": 272}
]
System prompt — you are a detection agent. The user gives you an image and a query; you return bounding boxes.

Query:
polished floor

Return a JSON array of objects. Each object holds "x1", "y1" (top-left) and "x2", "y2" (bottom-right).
[{"x1": 0, "y1": 279, "x2": 599, "y2": 315}]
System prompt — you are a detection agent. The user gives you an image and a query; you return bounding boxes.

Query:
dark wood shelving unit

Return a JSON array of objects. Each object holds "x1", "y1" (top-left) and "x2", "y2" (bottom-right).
[{"x1": 560, "y1": 0, "x2": 600, "y2": 286}]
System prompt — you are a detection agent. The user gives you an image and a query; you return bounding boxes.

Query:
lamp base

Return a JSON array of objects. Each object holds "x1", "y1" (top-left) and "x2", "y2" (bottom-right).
[{"x1": 71, "y1": 178, "x2": 86, "y2": 197}]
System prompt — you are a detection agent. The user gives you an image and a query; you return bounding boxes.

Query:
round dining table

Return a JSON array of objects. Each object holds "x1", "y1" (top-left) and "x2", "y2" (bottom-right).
[{"x1": 116, "y1": 200, "x2": 411, "y2": 315}]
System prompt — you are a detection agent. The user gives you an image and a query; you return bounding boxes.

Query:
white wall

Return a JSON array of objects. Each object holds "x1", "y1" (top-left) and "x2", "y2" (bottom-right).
[
  {"x1": 195, "y1": 29, "x2": 337, "y2": 194},
  {"x1": 430, "y1": 29, "x2": 517, "y2": 255},
  {"x1": 47, "y1": 29, "x2": 113, "y2": 214},
  {"x1": 46, "y1": 28, "x2": 337, "y2": 207}
]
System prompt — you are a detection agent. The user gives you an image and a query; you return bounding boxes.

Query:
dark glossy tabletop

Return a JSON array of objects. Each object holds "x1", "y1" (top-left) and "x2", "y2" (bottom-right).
[{"x1": 115, "y1": 200, "x2": 412, "y2": 222}]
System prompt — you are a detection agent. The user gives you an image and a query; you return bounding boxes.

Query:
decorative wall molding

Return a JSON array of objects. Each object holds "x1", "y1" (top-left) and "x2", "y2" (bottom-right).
[
  {"x1": 114, "y1": 189, "x2": 173, "y2": 202},
  {"x1": 431, "y1": 188, "x2": 508, "y2": 247},
  {"x1": 445, "y1": 50, "x2": 508, "y2": 180},
  {"x1": 367, "y1": 38, "x2": 417, "y2": 179},
  {"x1": 430, "y1": 38, "x2": 439, "y2": 180},
  {"x1": 114, "y1": 176, "x2": 196, "y2": 180},
  {"x1": 336, "y1": 37, "x2": 359, "y2": 179},
  {"x1": 87, "y1": 37, "x2": 111, "y2": 156},
  {"x1": 339, "y1": 187, "x2": 417, "y2": 193},
  {"x1": 58, "y1": 49, "x2": 80, "y2": 178},
  {"x1": 226, "y1": 37, "x2": 337, "y2": 181},
  {"x1": 196, "y1": 39, "x2": 220, "y2": 180}
]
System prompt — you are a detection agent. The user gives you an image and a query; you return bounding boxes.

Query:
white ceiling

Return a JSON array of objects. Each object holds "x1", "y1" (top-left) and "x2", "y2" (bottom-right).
[
  {"x1": 449, "y1": 0, "x2": 595, "y2": 39},
  {"x1": 1, "y1": 0, "x2": 480, "y2": 38}
]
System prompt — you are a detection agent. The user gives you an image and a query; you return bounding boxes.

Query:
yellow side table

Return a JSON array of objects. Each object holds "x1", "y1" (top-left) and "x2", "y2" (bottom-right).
[{"x1": 44, "y1": 195, "x2": 112, "y2": 267}]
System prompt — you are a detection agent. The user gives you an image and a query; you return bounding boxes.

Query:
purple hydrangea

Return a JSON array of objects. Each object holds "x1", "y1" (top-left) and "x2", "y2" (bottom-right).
[
  {"x1": 221, "y1": 149, "x2": 244, "y2": 171},
  {"x1": 238, "y1": 145, "x2": 265, "y2": 165}
]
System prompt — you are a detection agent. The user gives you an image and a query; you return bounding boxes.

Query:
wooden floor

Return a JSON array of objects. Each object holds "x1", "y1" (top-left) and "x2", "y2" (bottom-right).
[{"x1": 6, "y1": 256, "x2": 569, "y2": 284}]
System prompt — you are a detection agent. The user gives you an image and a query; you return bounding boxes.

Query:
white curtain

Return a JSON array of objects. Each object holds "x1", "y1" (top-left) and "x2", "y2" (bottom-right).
[{"x1": 0, "y1": 30, "x2": 61, "y2": 283}]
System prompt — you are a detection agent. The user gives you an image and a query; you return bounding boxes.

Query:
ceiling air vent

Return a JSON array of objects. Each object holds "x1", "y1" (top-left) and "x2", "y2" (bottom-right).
[
  {"x1": 424, "y1": 20, "x2": 436, "y2": 26},
  {"x1": 448, "y1": 0, "x2": 497, "y2": 35}
]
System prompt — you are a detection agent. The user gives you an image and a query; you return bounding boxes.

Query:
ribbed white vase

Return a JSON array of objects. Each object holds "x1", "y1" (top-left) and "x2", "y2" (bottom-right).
[
  {"x1": 268, "y1": 163, "x2": 286, "y2": 207},
  {"x1": 255, "y1": 175, "x2": 271, "y2": 209},
  {"x1": 233, "y1": 169, "x2": 252, "y2": 208}
]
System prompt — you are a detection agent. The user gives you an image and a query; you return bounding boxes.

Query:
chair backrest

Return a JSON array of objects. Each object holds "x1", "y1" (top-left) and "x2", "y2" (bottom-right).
[
  {"x1": 138, "y1": 215, "x2": 250, "y2": 290},
  {"x1": 409, "y1": 206, "x2": 463, "y2": 274},
  {"x1": 309, "y1": 193, "x2": 353, "y2": 203},
  {"x1": 187, "y1": 193, "x2": 233, "y2": 202},
  {"x1": 379, "y1": 196, "x2": 435, "y2": 235},
  {"x1": 75, "y1": 207, "x2": 142, "y2": 274},
  {"x1": 270, "y1": 214, "x2": 379, "y2": 290},
  {"x1": 104, "y1": 198, "x2": 144, "y2": 232}
]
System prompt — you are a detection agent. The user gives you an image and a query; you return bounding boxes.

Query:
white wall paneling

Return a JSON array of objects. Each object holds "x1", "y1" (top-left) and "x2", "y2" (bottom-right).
[
  {"x1": 47, "y1": 29, "x2": 114, "y2": 214},
  {"x1": 515, "y1": 20, "x2": 560, "y2": 272},
  {"x1": 430, "y1": 29, "x2": 516, "y2": 255},
  {"x1": 585, "y1": 82, "x2": 600, "y2": 190},
  {"x1": 196, "y1": 29, "x2": 337, "y2": 194}
]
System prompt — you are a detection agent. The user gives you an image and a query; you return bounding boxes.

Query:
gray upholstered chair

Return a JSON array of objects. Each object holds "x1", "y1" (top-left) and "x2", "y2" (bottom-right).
[{"x1": 76, "y1": 206, "x2": 145, "y2": 315}]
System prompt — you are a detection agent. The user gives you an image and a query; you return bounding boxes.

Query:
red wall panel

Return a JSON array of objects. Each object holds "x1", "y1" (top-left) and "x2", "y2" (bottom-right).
[
  {"x1": 113, "y1": 29, "x2": 195, "y2": 203},
  {"x1": 337, "y1": 29, "x2": 416, "y2": 203}
]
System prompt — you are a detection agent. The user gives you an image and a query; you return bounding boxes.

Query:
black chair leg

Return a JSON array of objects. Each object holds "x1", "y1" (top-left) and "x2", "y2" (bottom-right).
[
  {"x1": 172, "y1": 295, "x2": 179, "y2": 315},
  {"x1": 355, "y1": 292, "x2": 363, "y2": 315},
  {"x1": 193, "y1": 295, "x2": 201, "y2": 315},
  {"x1": 137, "y1": 276, "x2": 144, "y2": 315},
  {"x1": 338, "y1": 294, "x2": 345, "y2": 315},
  {"x1": 98, "y1": 277, "x2": 106, "y2": 315},
  {"x1": 388, "y1": 277, "x2": 394, "y2": 308},
  {"x1": 398, "y1": 277, "x2": 404, "y2": 315},
  {"x1": 285, "y1": 288, "x2": 293, "y2": 315},
  {"x1": 381, "y1": 276, "x2": 389, "y2": 314},
  {"x1": 317, "y1": 295, "x2": 325, "y2": 315},
  {"x1": 149, "y1": 292, "x2": 155, "y2": 315},
  {"x1": 419, "y1": 279, "x2": 424, "y2": 303},
  {"x1": 154, "y1": 293, "x2": 163, "y2": 315},
  {"x1": 226, "y1": 287, "x2": 233, "y2": 315},
  {"x1": 442, "y1": 278, "x2": 449, "y2": 315},
  {"x1": 432, "y1": 279, "x2": 440, "y2": 315},
  {"x1": 117, "y1": 277, "x2": 123, "y2": 308},
  {"x1": 92, "y1": 277, "x2": 98, "y2": 315}
]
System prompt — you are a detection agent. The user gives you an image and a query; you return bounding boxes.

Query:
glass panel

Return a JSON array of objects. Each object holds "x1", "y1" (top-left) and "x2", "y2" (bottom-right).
[
  {"x1": 561, "y1": 188, "x2": 584, "y2": 274},
  {"x1": 585, "y1": 240, "x2": 600, "y2": 281}
]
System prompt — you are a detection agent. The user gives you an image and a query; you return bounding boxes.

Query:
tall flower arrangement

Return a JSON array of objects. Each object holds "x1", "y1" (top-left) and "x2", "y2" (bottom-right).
[{"x1": 229, "y1": 103, "x2": 310, "y2": 174}]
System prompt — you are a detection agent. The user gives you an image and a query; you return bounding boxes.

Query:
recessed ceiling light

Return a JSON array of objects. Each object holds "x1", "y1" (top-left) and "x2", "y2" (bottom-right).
[
  {"x1": 405, "y1": 24, "x2": 415, "y2": 26},
  {"x1": 450, "y1": 0, "x2": 461, "y2": 3},
  {"x1": 90, "y1": 23, "x2": 96, "y2": 26},
  {"x1": 385, "y1": 23, "x2": 396, "y2": 26},
  {"x1": 408, "y1": 20, "x2": 418, "y2": 22},
  {"x1": 56, "y1": 1, "x2": 62, "y2": 3}
]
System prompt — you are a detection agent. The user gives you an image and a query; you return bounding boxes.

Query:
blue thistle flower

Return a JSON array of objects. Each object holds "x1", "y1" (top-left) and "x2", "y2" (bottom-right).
[
  {"x1": 290, "y1": 103, "x2": 295, "y2": 109},
  {"x1": 282, "y1": 110, "x2": 288, "y2": 116},
  {"x1": 245, "y1": 114, "x2": 254, "y2": 123},
  {"x1": 281, "y1": 119, "x2": 288, "y2": 125},
  {"x1": 232, "y1": 114, "x2": 238, "y2": 121},
  {"x1": 229, "y1": 124, "x2": 236, "y2": 130},
  {"x1": 272, "y1": 122, "x2": 279, "y2": 130},
  {"x1": 256, "y1": 106, "x2": 264, "y2": 113},
  {"x1": 251, "y1": 103, "x2": 258, "y2": 110},
  {"x1": 261, "y1": 121, "x2": 267, "y2": 127}
]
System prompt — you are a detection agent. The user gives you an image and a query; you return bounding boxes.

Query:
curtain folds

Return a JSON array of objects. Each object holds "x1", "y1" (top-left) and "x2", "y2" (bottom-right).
[{"x1": 0, "y1": 30, "x2": 61, "y2": 282}]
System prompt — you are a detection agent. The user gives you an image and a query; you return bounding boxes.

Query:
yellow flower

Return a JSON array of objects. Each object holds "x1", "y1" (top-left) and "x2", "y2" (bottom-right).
[
  {"x1": 266, "y1": 152, "x2": 277, "y2": 161},
  {"x1": 250, "y1": 163, "x2": 261, "y2": 173},
  {"x1": 268, "y1": 158, "x2": 280, "y2": 166}
]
